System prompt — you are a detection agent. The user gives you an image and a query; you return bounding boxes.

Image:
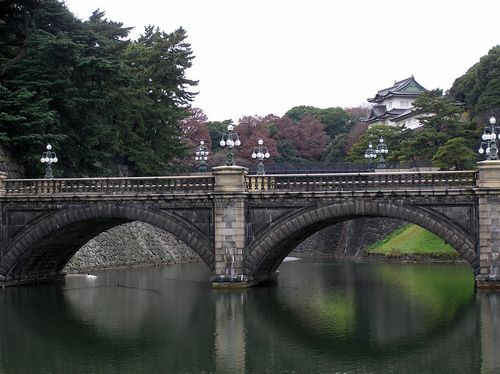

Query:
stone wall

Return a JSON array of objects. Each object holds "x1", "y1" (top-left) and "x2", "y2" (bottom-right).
[
  {"x1": 64, "y1": 222, "x2": 200, "y2": 272},
  {"x1": 0, "y1": 147, "x2": 24, "y2": 178},
  {"x1": 291, "y1": 218, "x2": 404, "y2": 257}
]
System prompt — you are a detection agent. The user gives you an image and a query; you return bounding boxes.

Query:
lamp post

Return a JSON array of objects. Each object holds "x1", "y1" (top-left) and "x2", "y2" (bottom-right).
[
  {"x1": 195, "y1": 140, "x2": 209, "y2": 172},
  {"x1": 219, "y1": 123, "x2": 241, "y2": 166},
  {"x1": 251, "y1": 138, "x2": 270, "y2": 175},
  {"x1": 364, "y1": 137, "x2": 388, "y2": 169},
  {"x1": 40, "y1": 144, "x2": 58, "y2": 179},
  {"x1": 478, "y1": 116, "x2": 499, "y2": 160}
]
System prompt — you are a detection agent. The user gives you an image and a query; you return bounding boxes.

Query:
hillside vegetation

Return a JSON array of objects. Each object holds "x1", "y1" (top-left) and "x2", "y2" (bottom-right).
[{"x1": 367, "y1": 224, "x2": 458, "y2": 259}]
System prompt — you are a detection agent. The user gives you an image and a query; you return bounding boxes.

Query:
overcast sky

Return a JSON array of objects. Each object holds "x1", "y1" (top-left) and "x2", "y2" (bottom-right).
[{"x1": 65, "y1": 0, "x2": 499, "y2": 122}]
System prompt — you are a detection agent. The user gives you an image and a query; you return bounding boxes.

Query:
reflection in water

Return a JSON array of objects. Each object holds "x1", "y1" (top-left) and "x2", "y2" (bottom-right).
[
  {"x1": 0, "y1": 260, "x2": 497, "y2": 373},
  {"x1": 215, "y1": 292, "x2": 246, "y2": 374}
]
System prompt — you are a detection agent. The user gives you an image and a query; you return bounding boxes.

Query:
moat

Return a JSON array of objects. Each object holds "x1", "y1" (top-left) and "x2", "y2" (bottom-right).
[{"x1": 0, "y1": 259, "x2": 498, "y2": 374}]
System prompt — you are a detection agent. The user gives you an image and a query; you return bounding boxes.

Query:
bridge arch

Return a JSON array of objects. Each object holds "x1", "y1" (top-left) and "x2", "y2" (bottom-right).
[
  {"x1": 0, "y1": 204, "x2": 214, "y2": 283},
  {"x1": 245, "y1": 200, "x2": 479, "y2": 280}
]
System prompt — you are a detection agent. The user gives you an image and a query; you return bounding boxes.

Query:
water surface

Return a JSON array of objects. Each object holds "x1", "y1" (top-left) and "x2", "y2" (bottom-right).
[{"x1": 0, "y1": 260, "x2": 498, "y2": 373}]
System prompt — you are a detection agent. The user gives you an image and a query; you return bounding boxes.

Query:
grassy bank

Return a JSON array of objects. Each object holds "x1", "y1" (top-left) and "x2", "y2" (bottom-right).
[{"x1": 366, "y1": 224, "x2": 459, "y2": 259}]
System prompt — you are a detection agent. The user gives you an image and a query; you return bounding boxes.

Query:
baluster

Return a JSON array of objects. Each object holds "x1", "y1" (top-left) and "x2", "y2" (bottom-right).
[
  {"x1": 255, "y1": 176, "x2": 261, "y2": 190},
  {"x1": 270, "y1": 177, "x2": 275, "y2": 190}
]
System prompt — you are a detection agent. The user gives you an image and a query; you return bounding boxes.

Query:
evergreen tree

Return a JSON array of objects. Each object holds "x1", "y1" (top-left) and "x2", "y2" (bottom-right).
[
  {"x1": 450, "y1": 45, "x2": 500, "y2": 119},
  {"x1": 347, "y1": 125, "x2": 409, "y2": 163},
  {"x1": 0, "y1": 1, "x2": 197, "y2": 177},
  {"x1": 432, "y1": 137, "x2": 477, "y2": 170},
  {"x1": 399, "y1": 89, "x2": 463, "y2": 163}
]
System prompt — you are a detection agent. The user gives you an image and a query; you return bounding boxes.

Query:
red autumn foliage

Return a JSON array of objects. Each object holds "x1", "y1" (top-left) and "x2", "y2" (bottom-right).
[
  {"x1": 274, "y1": 116, "x2": 328, "y2": 160},
  {"x1": 235, "y1": 115, "x2": 280, "y2": 165},
  {"x1": 179, "y1": 108, "x2": 212, "y2": 164}
]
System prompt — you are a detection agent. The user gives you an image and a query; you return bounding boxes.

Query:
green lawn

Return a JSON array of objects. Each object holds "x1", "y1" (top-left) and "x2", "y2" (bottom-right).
[{"x1": 367, "y1": 224, "x2": 458, "y2": 258}]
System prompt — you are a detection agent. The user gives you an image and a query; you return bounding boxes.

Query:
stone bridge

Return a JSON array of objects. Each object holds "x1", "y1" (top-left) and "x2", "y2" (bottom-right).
[{"x1": 1, "y1": 161, "x2": 499, "y2": 289}]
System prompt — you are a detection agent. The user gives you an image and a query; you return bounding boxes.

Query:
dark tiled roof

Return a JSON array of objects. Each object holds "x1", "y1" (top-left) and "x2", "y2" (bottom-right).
[
  {"x1": 386, "y1": 108, "x2": 406, "y2": 116},
  {"x1": 372, "y1": 105, "x2": 387, "y2": 117},
  {"x1": 368, "y1": 76, "x2": 427, "y2": 103},
  {"x1": 361, "y1": 107, "x2": 410, "y2": 124},
  {"x1": 391, "y1": 109, "x2": 417, "y2": 122}
]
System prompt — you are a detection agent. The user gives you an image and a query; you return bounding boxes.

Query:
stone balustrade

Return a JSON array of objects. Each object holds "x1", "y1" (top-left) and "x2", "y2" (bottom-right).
[
  {"x1": 4, "y1": 175, "x2": 215, "y2": 195},
  {"x1": 3, "y1": 170, "x2": 477, "y2": 197},
  {"x1": 246, "y1": 170, "x2": 477, "y2": 192}
]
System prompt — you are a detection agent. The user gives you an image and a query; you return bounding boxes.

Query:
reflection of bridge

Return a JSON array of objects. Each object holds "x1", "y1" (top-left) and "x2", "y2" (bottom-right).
[{"x1": 1, "y1": 162, "x2": 499, "y2": 288}]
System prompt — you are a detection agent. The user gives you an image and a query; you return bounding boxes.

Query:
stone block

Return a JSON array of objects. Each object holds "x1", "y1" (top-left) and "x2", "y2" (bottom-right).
[
  {"x1": 480, "y1": 218, "x2": 492, "y2": 226},
  {"x1": 477, "y1": 161, "x2": 500, "y2": 188},
  {"x1": 213, "y1": 166, "x2": 248, "y2": 193}
]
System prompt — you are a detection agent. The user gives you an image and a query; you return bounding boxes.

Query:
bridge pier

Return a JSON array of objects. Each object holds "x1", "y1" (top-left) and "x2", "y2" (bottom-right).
[
  {"x1": 211, "y1": 166, "x2": 250, "y2": 287},
  {"x1": 210, "y1": 166, "x2": 275, "y2": 288},
  {"x1": 476, "y1": 161, "x2": 500, "y2": 289}
]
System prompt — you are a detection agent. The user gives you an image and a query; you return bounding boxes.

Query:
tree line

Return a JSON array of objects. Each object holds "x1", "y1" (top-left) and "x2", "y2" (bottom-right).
[
  {"x1": 180, "y1": 106, "x2": 367, "y2": 168},
  {"x1": 182, "y1": 46, "x2": 499, "y2": 170},
  {"x1": 0, "y1": 0, "x2": 196, "y2": 177},
  {"x1": 1, "y1": 1, "x2": 498, "y2": 176}
]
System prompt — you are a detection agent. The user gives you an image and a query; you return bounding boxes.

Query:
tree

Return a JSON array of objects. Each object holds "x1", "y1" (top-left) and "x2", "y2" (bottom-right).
[
  {"x1": 207, "y1": 120, "x2": 233, "y2": 152},
  {"x1": 273, "y1": 116, "x2": 328, "y2": 161},
  {"x1": 179, "y1": 108, "x2": 211, "y2": 165},
  {"x1": 450, "y1": 45, "x2": 500, "y2": 119},
  {"x1": 236, "y1": 115, "x2": 279, "y2": 165},
  {"x1": 180, "y1": 108, "x2": 211, "y2": 150},
  {"x1": 0, "y1": 0, "x2": 42, "y2": 78},
  {"x1": 399, "y1": 89, "x2": 463, "y2": 163},
  {"x1": 347, "y1": 125, "x2": 409, "y2": 163},
  {"x1": 322, "y1": 134, "x2": 348, "y2": 161},
  {"x1": 432, "y1": 137, "x2": 477, "y2": 170},
  {"x1": 285, "y1": 105, "x2": 354, "y2": 139},
  {"x1": 0, "y1": 1, "x2": 198, "y2": 177},
  {"x1": 118, "y1": 25, "x2": 197, "y2": 175}
]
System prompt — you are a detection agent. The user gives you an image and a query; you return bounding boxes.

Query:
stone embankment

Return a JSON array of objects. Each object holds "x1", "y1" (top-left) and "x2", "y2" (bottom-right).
[
  {"x1": 291, "y1": 218, "x2": 404, "y2": 257},
  {"x1": 64, "y1": 222, "x2": 200, "y2": 273},
  {"x1": 66, "y1": 218, "x2": 401, "y2": 272}
]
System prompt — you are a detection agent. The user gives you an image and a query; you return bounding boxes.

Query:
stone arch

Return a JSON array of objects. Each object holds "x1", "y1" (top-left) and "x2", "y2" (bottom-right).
[
  {"x1": 0, "y1": 204, "x2": 214, "y2": 283},
  {"x1": 245, "y1": 200, "x2": 478, "y2": 279}
]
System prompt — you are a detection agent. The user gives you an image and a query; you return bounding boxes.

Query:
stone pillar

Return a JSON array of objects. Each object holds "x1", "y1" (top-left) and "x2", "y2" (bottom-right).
[
  {"x1": 476, "y1": 161, "x2": 500, "y2": 289},
  {"x1": 0, "y1": 171, "x2": 7, "y2": 196},
  {"x1": 212, "y1": 166, "x2": 249, "y2": 287}
]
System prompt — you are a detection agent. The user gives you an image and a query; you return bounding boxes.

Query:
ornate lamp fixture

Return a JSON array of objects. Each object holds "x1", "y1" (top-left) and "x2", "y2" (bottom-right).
[
  {"x1": 219, "y1": 123, "x2": 241, "y2": 166},
  {"x1": 364, "y1": 137, "x2": 388, "y2": 169},
  {"x1": 478, "y1": 116, "x2": 499, "y2": 160},
  {"x1": 40, "y1": 144, "x2": 58, "y2": 179},
  {"x1": 251, "y1": 138, "x2": 270, "y2": 175},
  {"x1": 194, "y1": 140, "x2": 209, "y2": 172}
]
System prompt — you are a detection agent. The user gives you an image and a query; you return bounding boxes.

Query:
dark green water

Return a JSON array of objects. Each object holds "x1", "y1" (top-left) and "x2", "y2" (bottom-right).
[{"x1": 0, "y1": 259, "x2": 498, "y2": 374}]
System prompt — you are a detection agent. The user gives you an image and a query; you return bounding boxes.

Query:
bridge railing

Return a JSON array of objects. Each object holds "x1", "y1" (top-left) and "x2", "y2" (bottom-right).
[
  {"x1": 246, "y1": 171, "x2": 477, "y2": 192},
  {"x1": 4, "y1": 176, "x2": 215, "y2": 195}
]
